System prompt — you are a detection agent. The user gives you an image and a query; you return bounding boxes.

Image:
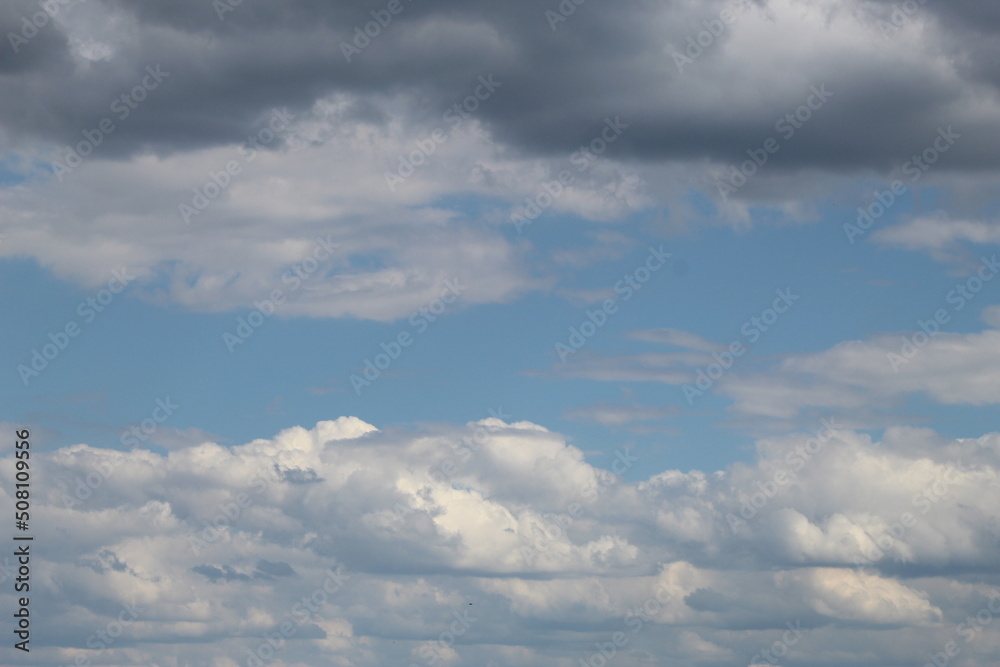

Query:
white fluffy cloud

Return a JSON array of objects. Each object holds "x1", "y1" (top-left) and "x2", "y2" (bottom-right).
[
  {"x1": 0, "y1": 99, "x2": 564, "y2": 322},
  {"x1": 4, "y1": 416, "x2": 1000, "y2": 666}
]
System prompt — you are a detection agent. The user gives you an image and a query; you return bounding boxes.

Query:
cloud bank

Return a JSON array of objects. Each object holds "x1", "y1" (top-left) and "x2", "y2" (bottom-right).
[{"x1": 4, "y1": 416, "x2": 999, "y2": 666}]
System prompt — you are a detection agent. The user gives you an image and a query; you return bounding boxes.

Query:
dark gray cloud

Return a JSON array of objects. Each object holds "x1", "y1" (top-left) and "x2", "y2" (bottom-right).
[
  {"x1": 684, "y1": 587, "x2": 731, "y2": 613},
  {"x1": 2, "y1": 0, "x2": 998, "y2": 173},
  {"x1": 0, "y1": 1, "x2": 72, "y2": 73},
  {"x1": 274, "y1": 463, "x2": 323, "y2": 484}
]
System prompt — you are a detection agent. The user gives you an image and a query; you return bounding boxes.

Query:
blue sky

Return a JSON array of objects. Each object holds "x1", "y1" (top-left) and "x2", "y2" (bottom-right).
[
  {"x1": 4, "y1": 183, "x2": 995, "y2": 476},
  {"x1": 3, "y1": 0, "x2": 1000, "y2": 665}
]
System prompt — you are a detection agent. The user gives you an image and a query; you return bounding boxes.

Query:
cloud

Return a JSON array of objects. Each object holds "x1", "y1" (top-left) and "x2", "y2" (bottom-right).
[
  {"x1": 722, "y1": 322, "x2": 1000, "y2": 420},
  {"x1": 875, "y1": 215, "x2": 1000, "y2": 265},
  {"x1": 563, "y1": 402, "x2": 681, "y2": 426},
  {"x1": 5, "y1": 415, "x2": 1000, "y2": 665},
  {"x1": 3, "y1": 0, "x2": 1000, "y2": 319},
  {"x1": 627, "y1": 328, "x2": 726, "y2": 353},
  {"x1": 878, "y1": 217, "x2": 1000, "y2": 251},
  {"x1": 551, "y1": 307, "x2": 1000, "y2": 425},
  {"x1": 0, "y1": 102, "x2": 547, "y2": 320},
  {"x1": 3, "y1": 0, "x2": 999, "y2": 171},
  {"x1": 549, "y1": 350, "x2": 707, "y2": 384}
]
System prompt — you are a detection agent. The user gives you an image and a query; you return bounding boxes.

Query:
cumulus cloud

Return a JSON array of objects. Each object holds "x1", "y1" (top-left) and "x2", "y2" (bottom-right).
[
  {"x1": 4, "y1": 1, "x2": 1000, "y2": 665},
  {"x1": 0, "y1": 98, "x2": 551, "y2": 320},
  {"x1": 3, "y1": 415, "x2": 1000, "y2": 665}
]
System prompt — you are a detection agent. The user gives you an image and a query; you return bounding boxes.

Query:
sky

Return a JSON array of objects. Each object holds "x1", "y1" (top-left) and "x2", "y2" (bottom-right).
[{"x1": 1, "y1": 0, "x2": 1000, "y2": 665}]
